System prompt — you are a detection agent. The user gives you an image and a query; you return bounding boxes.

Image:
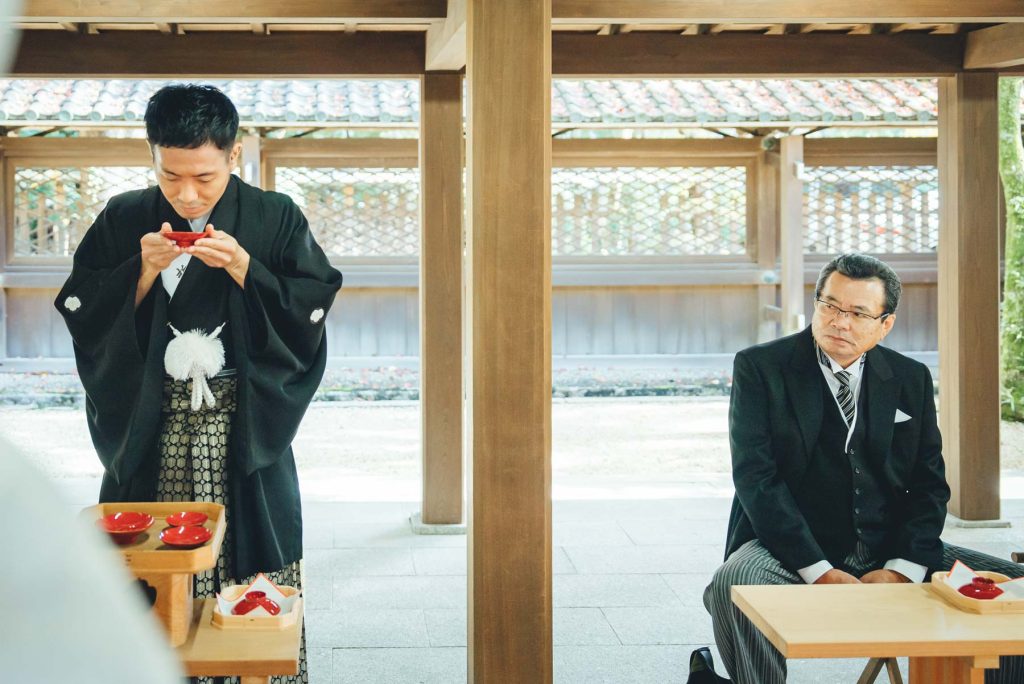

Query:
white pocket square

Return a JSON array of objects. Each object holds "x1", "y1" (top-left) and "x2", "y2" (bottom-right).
[{"x1": 894, "y1": 409, "x2": 912, "y2": 423}]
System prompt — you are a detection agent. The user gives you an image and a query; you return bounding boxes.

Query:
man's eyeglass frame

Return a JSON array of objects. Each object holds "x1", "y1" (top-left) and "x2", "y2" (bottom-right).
[{"x1": 813, "y1": 298, "x2": 891, "y2": 324}]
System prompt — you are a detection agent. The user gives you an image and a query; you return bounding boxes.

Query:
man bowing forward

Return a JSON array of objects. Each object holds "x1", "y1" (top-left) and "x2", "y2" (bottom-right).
[{"x1": 56, "y1": 84, "x2": 342, "y2": 683}]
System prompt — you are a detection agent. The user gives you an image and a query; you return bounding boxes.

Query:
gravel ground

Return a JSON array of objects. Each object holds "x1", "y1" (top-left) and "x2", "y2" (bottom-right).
[
  {"x1": 0, "y1": 366, "x2": 732, "y2": 406},
  {"x1": 5, "y1": 395, "x2": 1024, "y2": 485}
]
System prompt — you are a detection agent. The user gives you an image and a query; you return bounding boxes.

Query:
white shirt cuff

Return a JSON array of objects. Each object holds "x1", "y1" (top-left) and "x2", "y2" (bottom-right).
[
  {"x1": 798, "y1": 560, "x2": 833, "y2": 585},
  {"x1": 883, "y1": 558, "x2": 928, "y2": 584}
]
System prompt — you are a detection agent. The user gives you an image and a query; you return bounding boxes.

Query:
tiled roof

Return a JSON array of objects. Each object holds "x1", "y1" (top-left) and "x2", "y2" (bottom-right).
[{"x1": 0, "y1": 77, "x2": 967, "y2": 127}]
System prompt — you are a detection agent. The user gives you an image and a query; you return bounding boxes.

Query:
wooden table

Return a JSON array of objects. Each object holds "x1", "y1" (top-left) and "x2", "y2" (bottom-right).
[
  {"x1": 177, "y1": 599, "x2": 303, "y2": 684},
  {"x1": 732, "y1": 584, "x2": 1024, "y2": 684}
]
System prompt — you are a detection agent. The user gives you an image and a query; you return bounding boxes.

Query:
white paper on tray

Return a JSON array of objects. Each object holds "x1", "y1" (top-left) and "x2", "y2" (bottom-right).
[
  {"x1": 944, "y1": 559, "x2": 1024, "y2": 601},
  {"x1": 215, "y1": 572, "x2": 300, "y2": 617}
]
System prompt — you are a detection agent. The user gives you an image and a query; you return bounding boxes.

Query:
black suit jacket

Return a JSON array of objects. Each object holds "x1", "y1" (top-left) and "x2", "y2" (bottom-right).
[{"x1": 724, "y1": 326, "x2": 950, "y2": 573}]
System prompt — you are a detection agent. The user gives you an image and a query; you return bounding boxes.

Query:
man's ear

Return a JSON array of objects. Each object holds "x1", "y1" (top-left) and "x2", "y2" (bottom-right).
[
  {"x1": 880, "y1": 313, "x2": 896, "y2": 339},
  {"x1": 229, "y1": 141, "x2": 242, "y2": 166}
]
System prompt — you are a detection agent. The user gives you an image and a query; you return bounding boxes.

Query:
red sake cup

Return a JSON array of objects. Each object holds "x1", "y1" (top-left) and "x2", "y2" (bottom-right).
[
  {"x1": 164, "y1": 231, "x2": 204, "y2": 247},
  {"x1": 98, "y1": 511, "x2": 154, "y2": 545},
  {"x1": 166, "y1": 511, "x2": 209, "y2": 527},
  {"x1": 159, "y1": 524, "x2": 212, "y2": 549}
]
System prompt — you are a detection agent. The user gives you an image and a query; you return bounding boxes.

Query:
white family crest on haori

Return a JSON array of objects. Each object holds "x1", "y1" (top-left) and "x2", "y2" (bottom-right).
[
  {"x1": 164, "y1": 322, "x2": 226, "y2": 411},
  {"x1": 64, "y1": 296, "x2": 81, "y2": 312},
  {"x1": 310, "y1": 308, "x2": 324, "y2": 324}
]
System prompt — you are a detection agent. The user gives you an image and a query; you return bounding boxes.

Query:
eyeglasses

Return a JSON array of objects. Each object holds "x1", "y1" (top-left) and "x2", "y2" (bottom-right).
[{"x1": 814, "y1": 298, "x2": 891, "y2": 324}]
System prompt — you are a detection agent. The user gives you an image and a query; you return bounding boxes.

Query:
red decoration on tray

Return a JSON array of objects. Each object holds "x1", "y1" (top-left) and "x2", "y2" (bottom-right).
[
  {"x1": 232, "y1": 591, "x2": 281, "y2": 616},
  {"x1": 958, "y1": 576, "x2": 1004, "y2": 600}
]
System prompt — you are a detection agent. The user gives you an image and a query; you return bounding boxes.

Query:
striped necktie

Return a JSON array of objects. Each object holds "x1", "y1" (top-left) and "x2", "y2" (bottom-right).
[{"x1": 817, "y1": 345, "x2": 855, "y2": 427}]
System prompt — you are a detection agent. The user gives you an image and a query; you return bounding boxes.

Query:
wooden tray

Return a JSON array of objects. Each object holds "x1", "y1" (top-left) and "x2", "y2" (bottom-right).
[
  {"x1": 83, "y1": 501, "x2": 226, "y2": 574},
  {"x1": 930, "y1": 571, "x2": 1024, "y2": 613},
  {"x1": 212, "y1": 585, "x2": 303, "y2": 631}
]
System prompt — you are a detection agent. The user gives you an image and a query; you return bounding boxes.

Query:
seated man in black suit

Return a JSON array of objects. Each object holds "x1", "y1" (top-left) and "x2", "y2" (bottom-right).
[{"x1": 702, "y1": 253, "x2": 1024, "y2": 684}]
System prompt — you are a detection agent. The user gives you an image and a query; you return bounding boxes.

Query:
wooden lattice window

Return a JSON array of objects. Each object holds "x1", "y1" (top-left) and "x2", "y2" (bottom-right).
[
  {"x1": 803, "y1": 165, "x2": 939, "y2": 255},
  {"x1": 12, "y1": 165, "x2": 154, "y2": 259}
]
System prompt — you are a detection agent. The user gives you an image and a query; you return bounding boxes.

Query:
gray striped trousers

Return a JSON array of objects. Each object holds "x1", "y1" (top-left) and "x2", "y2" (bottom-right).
[{"x1": 703, "y1": 540, "x2": 1024, "y2": 684}]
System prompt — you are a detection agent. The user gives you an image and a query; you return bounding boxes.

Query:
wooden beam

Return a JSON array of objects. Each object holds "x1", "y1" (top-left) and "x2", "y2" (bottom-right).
[
  {"x1": 551, "y1": 1, "x2": 1024, "y2": 23},
  {"x1": 778, "y1": 135, "x2": 805, "y2": 335},
  {"x1": 18, "y1": 0, "x2": 447, "y2": 21},
  {"x1": 425, "y1": 0, "x2": 466, "y2": 70},
  {"x1": 10, "y1": 30, "x2": 426, "y2": 76},
  {"x1": 965, "y1": 23, "x2": 1024, "y2": 69},
  {"x1": 551, "y1": 33, "x2": 964, "y2": 76},
  {"x1": 467, "y1": 0, "x2": 552, "y2": 681},
  {"x1": 803, "y1": 137, "x2": 937, "y2": 166},
  {"x1": 419, "y1": 73, "x2": 464, "y2": 525},
  {"x1": 937, "y1": 72, "x2": 1001, "y2": 521}
]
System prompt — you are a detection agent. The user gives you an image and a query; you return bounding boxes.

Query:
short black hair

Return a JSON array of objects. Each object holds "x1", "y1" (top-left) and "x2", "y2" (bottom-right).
[
  {"x1": 145, "y1": 84, "x2": 239, "y2": 151},
  {"x1": 815, "y1": 252, "x2": 902, "y2": 315}
]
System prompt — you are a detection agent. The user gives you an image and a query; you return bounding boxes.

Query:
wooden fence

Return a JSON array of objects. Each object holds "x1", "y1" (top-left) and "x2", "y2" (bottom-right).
[{"x1": 0, "y1": 135, "x2": 940, "y2": 364}]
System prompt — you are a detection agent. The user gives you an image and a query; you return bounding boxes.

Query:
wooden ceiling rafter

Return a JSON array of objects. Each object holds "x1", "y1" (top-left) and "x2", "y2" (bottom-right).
[
  {"x1": 424, "y1": 0, "x2": 465, "y2": 71},
  {"x1": 11, "y1": 30, "x2": 429, "y2": 77},
  {"x1": 965, "y1": 22, "x2": 1024, "y2": 69},
  {"x1": 550, "y1": 1, "x2": 1024, "y2": 23},
  {"x1": 18, "y1": 0, "x2": 449, "y2": 22}
]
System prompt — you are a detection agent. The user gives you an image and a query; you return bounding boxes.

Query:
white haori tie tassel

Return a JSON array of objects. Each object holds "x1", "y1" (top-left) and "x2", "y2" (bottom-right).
[{"x1": 164, "y1": 322, "x2": 226, "y2": 411}]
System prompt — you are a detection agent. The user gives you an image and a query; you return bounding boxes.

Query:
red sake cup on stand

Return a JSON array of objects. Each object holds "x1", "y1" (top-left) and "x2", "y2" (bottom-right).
[
  {"x1": 159, "y1": 524, "x2": 212, "y2": 549},
  {"x1": 97, "y1": 511, "x2": 155, "y2": 546},
  {"x1": 165, "y1": 511, "x2": 209, "y2": 527}
]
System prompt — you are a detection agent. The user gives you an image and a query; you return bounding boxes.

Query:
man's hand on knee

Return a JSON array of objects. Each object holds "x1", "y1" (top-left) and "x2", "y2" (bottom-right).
[
  {"x1": 814, "y1": 569, "x2": 861, "y2": 584},
  {"x1": 860, "y1": 569, "x2": 911, "y2": 584}
]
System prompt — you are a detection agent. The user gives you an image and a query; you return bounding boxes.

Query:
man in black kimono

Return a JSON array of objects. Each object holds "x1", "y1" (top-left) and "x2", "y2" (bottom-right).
[
  {"x1": 56, "y1": 84, "x2": 341, "y2": 683},
  {"x1": 700, "y1": 253, "x2": 1023, "y2": 684}
]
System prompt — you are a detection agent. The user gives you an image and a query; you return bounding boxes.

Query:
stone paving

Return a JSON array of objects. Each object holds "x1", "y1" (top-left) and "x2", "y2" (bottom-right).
[
  {"x1": 19, "y1": 366, "x2": 1011, "y2": 684},
  {"x1": 54, "y1": 476, "x2": 1023, "y2": 684}
]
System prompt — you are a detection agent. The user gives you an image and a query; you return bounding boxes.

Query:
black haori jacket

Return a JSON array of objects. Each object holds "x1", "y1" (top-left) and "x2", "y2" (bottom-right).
[{"x1": 55, "y1": 175, "x2": 342, "y2": 578}]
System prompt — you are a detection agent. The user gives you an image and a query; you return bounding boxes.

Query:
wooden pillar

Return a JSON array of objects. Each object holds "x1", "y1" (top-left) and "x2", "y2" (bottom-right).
[
  {"x1": 779, "y1": 135, "x2": 805, "y2": 334},
  {"x1": 239, "y1": 133, "x2": 262, "y2": 188},
  {"x1": 466, "y1": 0, "x2": 552, "y2": 682},
  {"x1": 0, "y1": 146, "x2": 7, "y2": 363},
  {"x1": 755, "y1": 142, "x2": 780, "y2": 342},
  {"x1": 419, "y1": 73, "x2": 464, "y2": 525},
  {"x1": 937, "y1": 72, "x2": 1001, "y2": 521}
]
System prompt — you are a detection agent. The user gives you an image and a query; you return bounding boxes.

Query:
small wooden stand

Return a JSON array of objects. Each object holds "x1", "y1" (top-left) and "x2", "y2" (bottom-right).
[
  {"x1": 86, "y1": 501, "x2": 302, "y2": 682},
  {"x1": 84, "y1": 501, "x2": 227, "y2": 647}
]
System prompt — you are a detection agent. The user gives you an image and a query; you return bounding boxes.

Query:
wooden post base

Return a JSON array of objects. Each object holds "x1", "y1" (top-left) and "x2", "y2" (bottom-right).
[
  {"x1": 138, "y1": 571, "x2": 194, "y2": 647},
  {"x1": 910, "y1": 655, "x2": 999, "y2": 684}
]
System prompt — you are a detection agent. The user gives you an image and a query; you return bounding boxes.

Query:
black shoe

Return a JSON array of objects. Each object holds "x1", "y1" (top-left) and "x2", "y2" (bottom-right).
[{"x1": 686, "y1": 647, "x2": 731, "y2": 684}]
